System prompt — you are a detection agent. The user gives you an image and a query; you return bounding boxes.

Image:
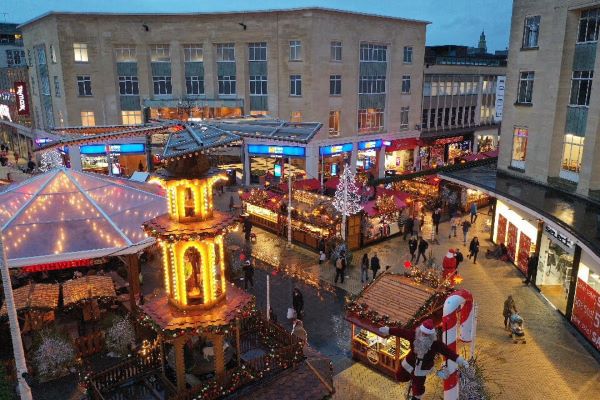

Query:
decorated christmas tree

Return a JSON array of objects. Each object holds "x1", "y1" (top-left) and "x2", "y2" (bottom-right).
[{"x1": 332, "y1": 164, "x2": 362, "y2": 240}]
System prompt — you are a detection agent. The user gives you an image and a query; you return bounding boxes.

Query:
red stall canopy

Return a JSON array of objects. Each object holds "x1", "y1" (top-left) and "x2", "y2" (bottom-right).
[
  {"x1": 278, "y1": 178, "x2": 321, "y2": 192},
  {"x1": 385, "y1": 138, "x2": 420, "y2": 152}
]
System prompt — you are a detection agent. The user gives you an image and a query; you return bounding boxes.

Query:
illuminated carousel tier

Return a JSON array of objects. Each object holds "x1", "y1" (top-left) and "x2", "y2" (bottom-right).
[
  {"x1": 143, "y1": 211, "x2": 236, "y2": 241},
  {"x1": 139, "y1": 285, "x2": 255, "y2": 335}
]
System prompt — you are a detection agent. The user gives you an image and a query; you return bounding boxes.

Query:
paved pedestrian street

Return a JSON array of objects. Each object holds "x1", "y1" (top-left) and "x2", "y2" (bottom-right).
[{"x1": 216, "y1": 190, "x2": 600, "y2": 400}]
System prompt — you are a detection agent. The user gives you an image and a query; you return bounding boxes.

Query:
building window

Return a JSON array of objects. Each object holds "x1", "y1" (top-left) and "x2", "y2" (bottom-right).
[
  {"x1": 423, "y1": 81, "x2": 431, "y2": 96},
  {"x1": 330, "y1": 75, "x2": 341, "y2": 96},
  {"x1": 216, "y1": 43, "x2": 235, "y2": 62},
  {"x1": 49, "y1": 45, "x2": 57, "y2": 63},
  {"x1": 53, "y1": 76, "x2": 61, "y2": 97},
  {"x1": 522, "y1": 16, "x2": 541, "y2": 48},
  {"x1": 150, "y1": 44, "x2": 170, "y2": 62},
  {"x1": 249, "y1": 75, "x2": 267, "y2": 95},
  {"x1": 400, "y1": 107, "x2": 409, "y2": 129},
  {"x1": 403, "y1": 46, "x2": 413, "y2": 63},
  {"x1": 290, "y1": 75, "x2": 302, "y2": 96},
  {"x1": 152, "y1": 76, "x2": 172, "y2": 95},
  {"x1": 186, "y1": 76, "x2": 205, "y2": 95},
  {"x1": 80, "y1": 111, "x2": 95, "y2": 126},
  {"x1": 119, "y1": 76, "x2": 139, "y2": 95},
  {"x1": 402, "y1": 75, "x2": 411, "y2": 94},
  {"x1": 6, "y1": 50, "x2": 25, "y2": 66},
  {"x1": 183, "y1": 44, "x2": 203, "y2": 62},
  {"x1": 358, "y1": 108, "x2": 384, "y2": 132},
  {"x1": 578, "y1": 8, "x2": 600, "y2": 43},
  {"x1": 115, "y1": 46, "x2": 136, "y2": 62},
  {"x1": 517, "y1": 71, "x2": 534, "y2": 104},
  {"x1": 359, "y1": 76, "x2": 386, "y2": 94},
  {"x1": 331, "y1": 41, "x2": 342, "y2": 61},
  {"x1": 218, "y1": 75, "x2": 236, "y2": 95},
  {"x1": 73, "y1": 43, "x2": 88, "y2": 62},
  {"x1": 122, "y1": 111, "x2": 142, "y2": 125},
  {"x1": 248, "y1": 42, "x2": 267, "y2": 61},
  {"x1": 512, "y1": 127, "x2": 528, "y2": 165},
  {"x1": 329, "y1": 111, "x2": 340, "y2": 136},
  {"x1": 289, "y1": 40, "x2": 302, "y2": 61},
  {"x1": 569, "y1": 70, "x2": 594, "y2": 106},
  {"x1": 359, "y1": 43, "x2": 387, "y2": 62},
  {"x1": 77, "y1": 76, "x2": 92, "y2": 96},
  {"x1": 290, "y1": 111, "x2": 302, "y2": 122},
  {"x1": 562, "y1": 134, "x2": 584, "y2": 173}
]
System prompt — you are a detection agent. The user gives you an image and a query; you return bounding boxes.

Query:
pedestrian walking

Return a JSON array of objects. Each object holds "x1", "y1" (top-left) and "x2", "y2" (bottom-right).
[
  {"x1": 229, "y1": 194, "x2": 235, "y2": 212},
  {"x1": 449, "y1": 213, "x2": 461, "y2": 238},
  {"x1": 523, "y1": 254, "x2": 538, "y2": 285},
  {"x1": 292, "y1": 319, "x2": 308, "y2": 345},
  {"x1": 454, "y1": 248, "x2": 464, "y2": 269},
  {"x1": 242, "y1": 260, "x2": 254, "y2": 289},
  {"x1": 319, "y1": 250, "x2": 327, "y2": 265},
  {"x1": 416, "y1": 237, "x2": 429, "y2": 263},
  {"x1": 370, "y1": 253, "x2": 381, "y2": 280},
  {"x1": 243, "y1": 217, "x2": 253, "y2": 241},
  {"x1": 404, "y1": 215, "x2": 414, "y2": 240},
  {"x1": 360, "y1": 253, "x2": 369, "y2": 283},
  {"x1": 503, "y1": 295, "x2": 518, "y2": 331},
  {"x1": 408, "y1": 236, "x2": 418, "y2": 262},
  {"x1": 432, "y1": 208, "x2": 442, "y2": 235},
  {"x1": 470, "y1": 202, "x2": 478, "y2": 224},
  {"x1": 292, "y1": 288, "x2": 304, "y2": 320},
  {"x1": 413, "y1": 216, "x2": 421, "y2": 236},
  {"x1": 461, "y1": 219, "x2": 471, "y2": 245},
  {"x1": 468, "y1": 237, "x2": 480, "y2": 263},
  {"x1": 334, "y1": 252, "x2": 346, "y2": 284}
]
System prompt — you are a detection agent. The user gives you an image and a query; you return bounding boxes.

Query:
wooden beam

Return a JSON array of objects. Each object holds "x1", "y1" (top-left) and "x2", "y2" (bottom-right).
[
  {"x1": 213, "y1": 334, "x2": 226, "y2": 383},
  {"x1": 174, "y1": 336, "x2": 187, "y2": 392},
  {"x1": 235, "y1": 319, "x2": 241, "y2": 366},
  {"x1": 127, "y1": 253, "x2": 141, "y2": 313}
]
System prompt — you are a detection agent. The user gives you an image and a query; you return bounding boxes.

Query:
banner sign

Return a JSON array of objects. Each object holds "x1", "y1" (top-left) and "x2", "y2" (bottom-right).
[
  {"x1": 358, "y1": 139, "x2": 382, "y2": 150},
  {"x1": 247, "y1": 144, "x2": 305, "y2": 157},
  {"x1": 319, "y1": 143, "x2": 353, "y2": 156},
  {"x1": 14, "y1": 81, "x2": 29, "y2": 116},
  {"x1": 494, "y1": 76, "x2": 506, "y2": 122},
  {"x1": 571, "y1": 278, "x2": 600, "y2": 351}
]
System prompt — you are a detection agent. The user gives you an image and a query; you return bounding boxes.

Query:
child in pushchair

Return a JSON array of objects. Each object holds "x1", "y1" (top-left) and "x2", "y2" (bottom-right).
[{"x1": 509, "y1": 312, "x2": 526, "y2": 343}]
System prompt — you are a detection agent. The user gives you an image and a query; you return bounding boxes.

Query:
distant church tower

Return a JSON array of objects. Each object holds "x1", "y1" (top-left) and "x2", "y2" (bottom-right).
[{"x1": 478, "y1": 30, "x2": 487, "y2": 53}]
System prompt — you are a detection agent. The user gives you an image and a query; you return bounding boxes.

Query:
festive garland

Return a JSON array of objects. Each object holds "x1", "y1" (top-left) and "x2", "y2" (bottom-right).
[{"x1": 247, "y1": 189, "x2": 270, "y2": 206}]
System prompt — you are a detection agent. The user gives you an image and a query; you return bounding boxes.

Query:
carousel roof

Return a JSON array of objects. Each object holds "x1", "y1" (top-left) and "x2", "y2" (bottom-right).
[{"x1": 0, "y1": 167, "x2": 167, "y2": 268}]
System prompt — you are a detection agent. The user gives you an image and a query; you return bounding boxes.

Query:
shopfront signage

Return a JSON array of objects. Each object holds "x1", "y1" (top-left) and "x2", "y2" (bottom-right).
[
  {"x1": 0, "y1": 104, "x2": 12, "y2": 122},
  {"x1": 544, "y1": 225, "x2": 574, "y2": 250},
  {"x1": 0, "y1": 90, "x2": 12, "y2": 102},
  {"x1": 35, "y1": 138, "x2": 52, "y2": 145},
  {"x1": 358, "y1": 139, "x2": 382, "y2": 150},
  {"x1": 319, "y1": 143, "x2": 353, "y2": 156},
  {"x1": 433, "y1": 136, "x2": 463, "y2": 146},
  {"x1": 571, "y1": 278, "x2": 600, "y2": 351},
  {"x1": 14, "y1": 82, "x2": 29, "y2": 116},
  {"x1": 247, "y1": 144, "x2": 306, "y2": 157},
  {"x1": 494, "y1": 76, "x2": 506, "y2": 122},
  {"x1": 80, "y1": 143, "x2": 146, "y2": 155}
]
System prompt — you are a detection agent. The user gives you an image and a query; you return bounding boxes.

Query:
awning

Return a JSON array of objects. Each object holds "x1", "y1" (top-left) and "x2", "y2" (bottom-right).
[
  {"x1": 0, "y1": 283, "x2": 60, "y2": 316},
  {"x1": 278, "y1": 178, "x2": 321, "y2": 192},
  {"x1": 363, "y1": 189, "x2": 409, "y2": 217},
  {"x1": 385, "y1": 138, "x2": 420, "y2": 152},
  {"x1": 62, "y1": 275, "x2": 117, "y2": 306}
]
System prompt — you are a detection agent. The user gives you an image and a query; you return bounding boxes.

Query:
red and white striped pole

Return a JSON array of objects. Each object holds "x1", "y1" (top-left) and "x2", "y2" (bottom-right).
[{"x1": 442, "y1": 289, "x2": 474, "y2": 400}]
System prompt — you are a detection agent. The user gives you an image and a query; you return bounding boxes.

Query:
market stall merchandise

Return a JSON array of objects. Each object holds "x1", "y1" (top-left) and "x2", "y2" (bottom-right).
[
  {"x1": 345, "y1": 273, "x2": 451, "y2": 380},
  {"x1": 0, "y1": 283, "x2": 59, "y2": 333},
  {"x1": 362, "y1": 189, "x2": 410, "y2": 245}
]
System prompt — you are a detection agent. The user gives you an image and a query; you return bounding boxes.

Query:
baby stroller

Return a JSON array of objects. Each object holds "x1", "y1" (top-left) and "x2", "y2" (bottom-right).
[{"x1": 508, "y1": 313, "x2": 526, "y2": 344}]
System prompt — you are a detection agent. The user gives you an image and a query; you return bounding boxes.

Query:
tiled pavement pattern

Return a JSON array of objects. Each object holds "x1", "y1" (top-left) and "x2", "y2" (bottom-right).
[{"x1": 216, "y1": 189, "x2": 600, "y2": 400}]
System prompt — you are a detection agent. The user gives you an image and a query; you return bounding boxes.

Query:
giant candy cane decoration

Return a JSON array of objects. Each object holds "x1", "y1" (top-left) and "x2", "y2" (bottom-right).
[{"x1": 442, "y1": 289, "x2": 474, "y2": 400}]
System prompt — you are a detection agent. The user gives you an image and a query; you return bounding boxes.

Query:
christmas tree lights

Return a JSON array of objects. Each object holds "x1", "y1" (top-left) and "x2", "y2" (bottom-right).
[{"x1": 332, "y1": 164, "x2": 362, "y2": 240}]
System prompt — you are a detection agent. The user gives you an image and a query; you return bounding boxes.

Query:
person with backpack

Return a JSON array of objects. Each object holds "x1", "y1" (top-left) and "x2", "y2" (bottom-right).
[
  {"x1": 461, "y1": 219, "x2": 471, "y2": 245},
  {"x1": 370, "y1": 253, "x2": 381, "y2": 280},
  {"x1": 416, "y1": 237, "x2": 429, "y2": 263},
  {"x1": 408, "y1": 236, "x2": 418, "y2": 262},
  {"x1": 334, "y1": 252, "x2": 346, "y2": 284}
]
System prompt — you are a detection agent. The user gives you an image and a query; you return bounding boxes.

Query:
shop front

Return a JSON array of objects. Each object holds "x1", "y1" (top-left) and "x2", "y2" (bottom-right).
[
  {"x1": 0, "y1": 81, "x2": 34, "y2": 160},
  {"x1": 143, "y1": 99, "x2": 243, "y2": 122},
  {"x1": 319, "y1": 143, "x2": 353, "y2": 180},
  {"x1": 493, "y1": 200, "x2": 538, "y2": 273},
  {"x1": 78, "y1": 143, "x2": 147, "y2": 176},
  {"x1": 418, "y1": 135, "x2": 473, "y2": 169},
  {"x1": 476, "y1": 134, "x2": 496, "y2": 153},
  {"x1": 384, "y1": 138, "x2": 417, "y2": 175},
  {"x1": 571, "y1": 251, "x2": 600, "y2": 351},
  {"x1": 356, "y1": 139, "x2": 382, "y2": 175},
  {"x1": 246, "y1": 144, "x2": 306, "y2": 185}
]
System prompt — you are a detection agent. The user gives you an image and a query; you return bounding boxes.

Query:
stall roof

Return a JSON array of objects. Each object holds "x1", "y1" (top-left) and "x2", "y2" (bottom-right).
[
  {"x1": 0, "y1": 168, "x2": 167, "y2": 268},
  {"x1": 0, "y1": 283, "x2": 60, "y2": 316},
  {"x1": 62, "y1": 275, "x2": 117, "y2": 306},
  {"x1": 278, "y1": 178, "x2": 322, "y2": 193}
]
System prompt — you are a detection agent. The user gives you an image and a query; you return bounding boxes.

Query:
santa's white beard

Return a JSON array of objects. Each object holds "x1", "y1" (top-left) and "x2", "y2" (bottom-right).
[{"x1": 414, "y1": 329, "x2": 435, "y2": 359}]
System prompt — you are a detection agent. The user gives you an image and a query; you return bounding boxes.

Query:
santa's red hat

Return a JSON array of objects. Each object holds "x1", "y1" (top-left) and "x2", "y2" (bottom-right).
[
  {"x1": 420, "y1": 319, "x2": 435, "y2": 335},
  {"x1": 445, "y1": 249, "x2": 455, "y2": 258}
]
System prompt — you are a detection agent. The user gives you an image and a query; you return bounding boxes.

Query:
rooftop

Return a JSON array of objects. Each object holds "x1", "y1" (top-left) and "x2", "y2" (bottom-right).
[{"x1": 441, "y1": 165, "x2": 600, "y2": 263}]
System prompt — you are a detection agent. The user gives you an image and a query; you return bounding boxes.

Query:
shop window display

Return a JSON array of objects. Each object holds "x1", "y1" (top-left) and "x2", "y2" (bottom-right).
[
  {"x1": 517, "y1": 232, "x2": 534, "y2": 275},
  {"x1": 507, "y1": 223, "x2": 518, "y2": 261},
  {"x1": 477, "y1": 135, "x2": 495, "y2": 152},
  {"x1": 571, "y1": 260, "x2": 600, "y2": 351},
  {"x1": 495, "y1": 215, "x2": 507, "y2": 245},
  {"x1": 536, "y1": 238, "x2": 575, "y2": 314}
]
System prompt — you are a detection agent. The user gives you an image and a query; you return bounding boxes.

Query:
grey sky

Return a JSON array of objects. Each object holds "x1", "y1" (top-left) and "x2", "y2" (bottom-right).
[{"x1": 2, "y1": 0, "x2": 513, "y2": 52}]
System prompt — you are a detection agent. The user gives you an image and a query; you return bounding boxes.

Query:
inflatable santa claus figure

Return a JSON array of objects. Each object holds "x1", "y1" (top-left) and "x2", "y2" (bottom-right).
[
  {"x1": 380, "y1": 319, "x2": 468, "y2": 400},
  {"x1": 442, "y1": 249, "x2": 458, "y2": 279}
]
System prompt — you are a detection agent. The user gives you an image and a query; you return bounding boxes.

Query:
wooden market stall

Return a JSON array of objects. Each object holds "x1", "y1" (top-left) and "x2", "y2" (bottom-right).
[
  {"x1": 345, "y1": 274, "x2": 450, "y2": 380},
  {"x1": 362, "y1": 189, "x2": 410, "y2": 245},
  {"x1": 62, "y1": 275, "x2": 117, "y2": 322},
  {"x1": 0, "y1": 283, "x2": 60, "y2": 333}
]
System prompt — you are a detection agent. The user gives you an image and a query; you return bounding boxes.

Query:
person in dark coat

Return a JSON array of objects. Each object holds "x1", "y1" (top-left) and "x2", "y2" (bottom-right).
[
  {"x1": 432, "y1": 208, "x2": 442, "y2": 235},
  {"x1": 416, "y1": 237, "x2": 429, "y2": 263},
  {"x1": 454, "y1": 248, "x2": 464, "y2": 269},
  {"x1": 370, "y1": 253, "x2": 381, "y2": 280},
  {"x1": 242, "y1": 260, "x2": 254, "y2": 289},
  {"x1": 334, "y1": 252, "x2": 346, "y2": 284},
  {"x1": 292, "y1": 288, "x2": 304, "y2": 320},
  {"x1": 468, "y1": 237, "x2": 480, "y2": 263},
  {"x1": 243, "y1": 217, "x2": 253, "y2": 241},
  {"x1": 524, "y1": 254, "x2": 538, "y2": 285},
  {"x1": 408, "y1": 237, "x2": 418, "y2": 262},
  {"x1": 404, "y1": 216, "x2": 414, "y2": 240}
]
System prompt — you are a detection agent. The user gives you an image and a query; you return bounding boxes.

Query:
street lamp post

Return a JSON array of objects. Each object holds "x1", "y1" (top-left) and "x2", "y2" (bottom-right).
[
  {"x1": 287, "y1": 166, "x2": 292, "y2": 245},
  {"x1": 0, "y1": 233, "x2": 33, "y2": 400}
]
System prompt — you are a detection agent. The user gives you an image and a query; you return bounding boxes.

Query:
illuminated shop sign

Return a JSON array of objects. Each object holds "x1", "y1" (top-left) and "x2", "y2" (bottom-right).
[
  {"x1": 544, "y1": 225, "x2": 574, "y2": 249},
  {"x1": 358, "y1": 139, "x2": 382, "y2": 150},
  {"x1": 320, "y1": 143, "x2": 353, "y2": 156},
  {"x1": 35, "y1": 138, "x2": 52, "y2": 145},
  {"x1": 14, "y1": 82, "x2": 29, "y2": 116},
  {"x1": 247, "y1": 144, "x2": 306, "y2": 157},
  {"x1": 382, "y1": 140, "x2": 391, "y2": 146},
  {"x1": 80, "y1": 143, "x2": 146, "y2": 155}
]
